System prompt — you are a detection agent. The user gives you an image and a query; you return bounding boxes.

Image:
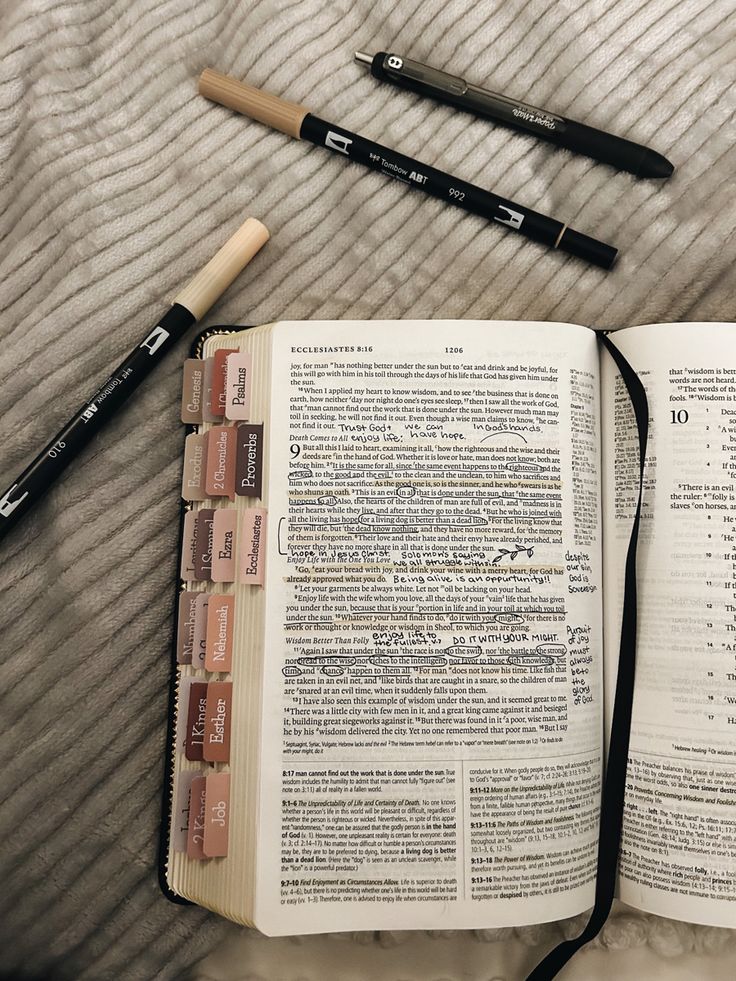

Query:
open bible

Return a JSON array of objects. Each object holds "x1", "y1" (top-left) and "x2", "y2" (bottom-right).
[{"x1": 162, "y1": 319, "x2": 736, "y2": 942}]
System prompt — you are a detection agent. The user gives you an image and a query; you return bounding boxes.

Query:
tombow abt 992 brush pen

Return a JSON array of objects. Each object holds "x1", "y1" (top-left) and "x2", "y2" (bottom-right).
[{"x1": 199, "y1": 69, "x2": 617, "y2": 270}]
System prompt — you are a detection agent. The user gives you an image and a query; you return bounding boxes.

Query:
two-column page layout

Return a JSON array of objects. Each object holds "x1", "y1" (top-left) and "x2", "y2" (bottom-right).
[
  {"x1": 257, "y1": 321, "x2": 603, "y2": 932},
  {"x1": 603, "y1": 322, "x2": 736, "y2": 929},
  {"x1": 168, "y1": 319, "x2": 736, "y2": 937}
]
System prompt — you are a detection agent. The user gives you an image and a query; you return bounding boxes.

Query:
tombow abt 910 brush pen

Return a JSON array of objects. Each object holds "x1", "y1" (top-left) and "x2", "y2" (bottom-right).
[{"x1": 0, "y1": 217, "x2": 269, "y2": 542}]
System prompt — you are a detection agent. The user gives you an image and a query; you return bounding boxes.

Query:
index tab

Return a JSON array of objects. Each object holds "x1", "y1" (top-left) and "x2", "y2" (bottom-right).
[
  {"x1": 180, "y1": 511, "x2": 197, "y2": 581},
  {"x1": 225, "y1": 352, "x2": 253, "y2": 420},
  {"x1": 176, "y1": 590, "x2": 199, "y2": 664},
  {"x1": 192, "y1": 593, "x2": 210, "y2": 669},
  {"x1": 205, "y1": 426, "x2": 236, "y2": 499},
  {"x1": 205, "y1": 594, "x2": 235, "y2": 672},
  {"x1": 193, "y1": 508, "x2": 215, "y2": 580},
  {"x1": 202, "y1": 358, "x2": 220, "y2": 423},
  {"x1": 175, "y1": 676, "x2": 195, "y2": 754},
  {"x1": 182, "y1": 432, "x2": 209, "y2": 501},
  {"x1": 211, "y1": 508, "x2": 237, "y2": 582},
  {"x1": 235, "y1": 423, "x2": 264, "y2": 498},
  {"x1": 185, "y1": 681, "x2": 208, "y2": 761},
  {"x1": 172, "y1": 769, "x2": 198, "y2": 853},
  {"x1": 239, "y1": 508, "x2": 267, "y2": 585},
  {"x1": 203, "y1": 681, "x2": 232, "y2": 762},
  {"x1": 212, "y1": 348, "x2": 238, "y2": 416},
  {"x1": 203, "y1": 772, "x2": 231, "y2": 858},
  {"x1": 187, "y1": 775, "x2": 207, "y2": 860},
  {"x1": 181, "y1": 359, "x2": 205, "y2": 424}
]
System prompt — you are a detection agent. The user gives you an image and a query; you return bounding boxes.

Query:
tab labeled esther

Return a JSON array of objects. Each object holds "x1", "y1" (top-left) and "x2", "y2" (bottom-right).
[{"x1": 203, "y1": 680, "x2": 232, "y2": 762}]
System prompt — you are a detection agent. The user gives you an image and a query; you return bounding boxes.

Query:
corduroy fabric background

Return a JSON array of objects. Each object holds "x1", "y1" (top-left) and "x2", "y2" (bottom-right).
[{"x1": 0, "y1": 1, "x2": 734, "y2": 979}]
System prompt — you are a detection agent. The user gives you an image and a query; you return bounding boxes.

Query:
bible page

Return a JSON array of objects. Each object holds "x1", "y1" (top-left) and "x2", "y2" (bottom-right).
[
  {"x1": 602, "y1": 322, "x2": 736, "y2": 926},
  {"x1": 256, "y1": 320, "x2": 603, "y2": 934}
]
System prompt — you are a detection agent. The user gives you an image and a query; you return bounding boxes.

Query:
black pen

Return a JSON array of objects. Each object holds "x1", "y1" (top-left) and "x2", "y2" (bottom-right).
[
  {"x1": 355, "y1": 51, "x2": 674, "y2": 180},
  {"x1": 0, "y1": 217, "x2": 269, "y2": 543},
  {"x1": 199, "y1": 69, "x2": 617, "y2": 269}
]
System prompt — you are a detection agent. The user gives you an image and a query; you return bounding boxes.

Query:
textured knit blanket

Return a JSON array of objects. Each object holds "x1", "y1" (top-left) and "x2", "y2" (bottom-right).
[{"x1": 1, "y1": 1, "x2": 734, "y2": 980}]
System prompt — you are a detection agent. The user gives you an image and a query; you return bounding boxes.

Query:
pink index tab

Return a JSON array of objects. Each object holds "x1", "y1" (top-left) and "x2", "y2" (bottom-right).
[
  {"x1": 202, "y1": 358, "x2": 220, "y2": 423},
  {"x1": 187, "y1": 775, "x2": 207, "y2": 859},
  {"x1": 203, "y1": 772, "x2": 231, "y2": 858},
  {"x1": 211, "y1": 508, "x2": 237, "y2": 582},
  {"x1": 181, "y1": 359, "x2": 205, "y2": 424},
  {"x1": 193, "y1": 508, "x2": 215, "y2": 581},
  {"x1": 180, "y1": 511, "x2": 197, "y2": 581},
  {"x1": 175, "y1": 676, "x2": 195, "y2": 754},
  {"x1": 192, "y1": 593, "x2": 209, "y2": 669},
  {"x1": 204, "y1": 426, "x2": 236, "y2": 499},
  {"x1": 212, "y1": 348, "x2": 238, "y2": 416},
  {"x1": 205, "y1": 595, "x2": 234, "y2": 672},
  {"x1": 239, "y1": 508, "x2": 267, "y2": 585},
  {"x1": 203, "y1": 681, "x2": 232, "y2": 762},
  {"x1": 182, "y1": 432, "x2": 209, "y2": 502},
  {"x1": 225, "y1": 352, "x2": 253, "y2": 421},
  {"x1": 176, "y1": 591, "x2": 199, "y2": 664},
  {"x1": 185, "y1": 681, "x2": 208, "y2": 761},
  {"x1": 172, "y1": 770, "x2": 198, "y2": 852}
]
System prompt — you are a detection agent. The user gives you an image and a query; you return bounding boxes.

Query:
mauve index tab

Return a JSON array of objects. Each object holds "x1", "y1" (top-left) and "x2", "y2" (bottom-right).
[{"x1": 181, "y1": 359, "x2": 205, "y2": 424}]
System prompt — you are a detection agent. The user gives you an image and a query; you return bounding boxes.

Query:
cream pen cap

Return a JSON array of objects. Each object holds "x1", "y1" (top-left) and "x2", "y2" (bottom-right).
[
  {"x1": 174, "y1": 216, "x2": 270, "y2": 320},
  {"x1": 199, "y1": 68, "x2": 308, "y2": 139}
]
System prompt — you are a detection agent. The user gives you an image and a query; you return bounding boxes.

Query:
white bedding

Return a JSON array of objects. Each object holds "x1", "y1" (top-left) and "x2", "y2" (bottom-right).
[{"x1": 1, "y1": 1, "x2": 734, "y2": 978}]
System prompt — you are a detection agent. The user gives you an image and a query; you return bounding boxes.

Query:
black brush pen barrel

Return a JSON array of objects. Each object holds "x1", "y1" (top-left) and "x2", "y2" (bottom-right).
[
  {"x1": 0, "y1": 303, "x2": 195, "y2": 543},
  {"x1": 300, "y1": 114, "x2": 615, "y2": 266}
]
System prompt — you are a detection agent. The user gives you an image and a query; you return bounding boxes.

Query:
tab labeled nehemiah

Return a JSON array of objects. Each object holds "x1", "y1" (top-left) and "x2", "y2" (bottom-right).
[{"x1": 205, "y1": 594, "x2": 235, "y2": 672}]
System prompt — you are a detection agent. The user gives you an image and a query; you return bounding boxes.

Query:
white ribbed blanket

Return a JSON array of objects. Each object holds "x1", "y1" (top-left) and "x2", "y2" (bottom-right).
[{"x1": 1, "y1": 1, "x2": 734, "y2": 979}]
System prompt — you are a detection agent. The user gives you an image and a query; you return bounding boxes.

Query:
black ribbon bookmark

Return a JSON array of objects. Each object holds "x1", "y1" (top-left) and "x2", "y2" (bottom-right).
[{"x1": 526, "y1": 334, "x2": 649, "y2": 981}]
